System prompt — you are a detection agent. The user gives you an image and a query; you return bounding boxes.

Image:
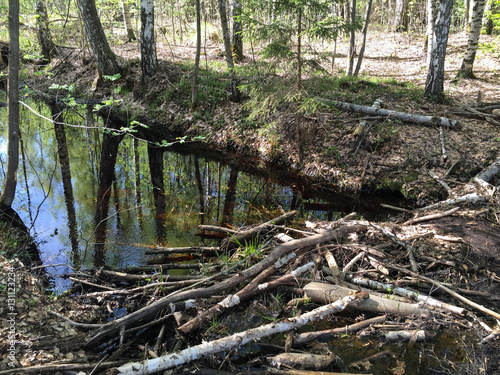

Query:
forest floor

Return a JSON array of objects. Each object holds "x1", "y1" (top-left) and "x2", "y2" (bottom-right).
[{"x1": 1, "y1": 30, "x2": 499, "y2": 374}]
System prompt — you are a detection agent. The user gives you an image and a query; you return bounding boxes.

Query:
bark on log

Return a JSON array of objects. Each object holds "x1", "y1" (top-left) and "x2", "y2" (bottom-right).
[
  {"x1": 269, "y1": 352, "x2": 338, "y2": 370},
  {"x1": 117, "y1": 293, "x2": 368, "y2": 374},
  {"x1": 304, "y1": 282, "x2": 432, "y2": 316},
  {"x1": 320, "y1": 99, "x2": 457, "y2": 127},
  {"x1": 380, "y1": 330, "x2": 428, "y2": 342},
  {"x1": 85, "y1": 224, "x2": 367, "y2": 347}
]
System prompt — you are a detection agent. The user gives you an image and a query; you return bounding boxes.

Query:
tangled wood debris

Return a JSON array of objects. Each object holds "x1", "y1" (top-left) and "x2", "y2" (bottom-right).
[{"x1": 2, "y1": 165, "x2": 499, "y2": 374}]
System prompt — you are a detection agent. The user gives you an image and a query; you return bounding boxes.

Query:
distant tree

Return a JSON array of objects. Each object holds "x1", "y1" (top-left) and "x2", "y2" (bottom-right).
[
  {"x1": 456, "y1": 0, "x2": 486, "y2": 78},
  {"x1": 76, "y1": 0, "x2": 121, "y2": 76},
  {"x1": 425, "y1": 0, "x2": 453, "y2": 99},
  {"x1": 218, "y1": 0, "x2": 241, "y2": 102},
  {"x1": 394, "y1": 0, "x2": 409, "y2": 31},
  {"x1": 353, "y1": 0, "x2": 373, "y2": 77},
  {"x1": 484, "y1": 0, "x2": 499, "y2": 34},
  {"x1": 36, "y1": 0, "x2": 57, "y2": 63},
  {"x1": 122, "y1": 1, "x2": 136, "y2": 42},
  {"x1": 192, "y1": 0, "x2": 201, "y2": 108},
  {"x1": 0, "y1": 0, "x2": 20, "y2": 210},
  {"x1": 141, "y1": 0, "x2": 157, "y2": 83},
  {"x1": 347, "y1": 0, "x2": 356, "y2": 76},
  {"x1": 230, "y1": 0, "x2": 244, "y2": 61}
]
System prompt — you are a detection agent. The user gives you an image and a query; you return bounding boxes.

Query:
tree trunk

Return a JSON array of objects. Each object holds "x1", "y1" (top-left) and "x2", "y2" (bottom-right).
[
  {"x1": 456, "y1": 0, "x2": 485, "y2": 79},
  {"x1": 347, "y1": 0, "x2": 356, "y2": 76},
  {"x1": 424, "y1": 0, "x2": 453, "y2": 100},
  {"x1": 464, "y1": 0, "x2": 471, "y2": 29},
  {"x1": 0, "y1": 0, "x2": 20, "y2": 209},
  {"x1": 36, "y1": 0, "x2": 57, "y2": 63},
  {"x1": 122, "y1": 1, "x2": 136, "y2": 42},
  {"x1": 76, "y1": 0, "x2": 121, "y2": 76},
  {"x1": 230, "y1": 0, "x2": 243, "y2": 61},
  {"x1": 297, "y1": 7, "x2": 303, "y2": 89},
  {"x1": 217, "y1": 0, "x2": 241, "y2": 102},
  {"x1": 394, "y1": 0, "x2": 409, "y2": 32},
  {"x1": 141, "y1": 0, "x2": 157, "y2": 84},
  {"x1": 353, "y1": 0, "x2": 373, "y2": 77},
  {"x1": 425, "y1": 0, "x2": 435, "y2": 65},
  {"x1": 484, "y1": 0, "x2": 497, "y2": 35},
  {"x1": 192, "y1": 0, "x2": 201, "y2": 108}
]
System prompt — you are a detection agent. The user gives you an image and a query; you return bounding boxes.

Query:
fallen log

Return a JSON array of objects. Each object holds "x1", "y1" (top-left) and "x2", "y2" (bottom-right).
[
  {"x1": 269, "y1": 352, "x2": 338, "y2": 370},
  {"x1": 117, "y1": 292, "x2": 368, "y2": 375},
  {"x1": 319, "y1": 99, "x2": 458, "y2": 127},
  {"x1": 304, "y1": 282, "x2": 432, "y2": 316},
  {"x1": 380, "y1": 330, "x2": 428, "y2": 342}
]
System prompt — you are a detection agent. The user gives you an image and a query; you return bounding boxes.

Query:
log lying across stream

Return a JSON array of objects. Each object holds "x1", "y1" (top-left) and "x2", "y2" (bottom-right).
[{"x1": 27, "y1": 189, "x2": 499, "y2": 375}]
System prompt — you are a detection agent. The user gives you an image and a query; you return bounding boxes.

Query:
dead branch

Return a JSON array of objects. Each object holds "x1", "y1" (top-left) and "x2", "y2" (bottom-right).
[
  {"x1": 117, "y1": 293, "x2": 368, "y2": 374},
  {"x1": 403, "y1": 207, "x2": 460, "y2": 225},
  {"x1": 145, "y1": 246, "x2": 220, "y2": 255},
  {"x1": 385, "y1": 264, "x2": 500, "y2": 320},
  {"x1": 294, "y1": 315, "x2": 387, "y2": 344}
]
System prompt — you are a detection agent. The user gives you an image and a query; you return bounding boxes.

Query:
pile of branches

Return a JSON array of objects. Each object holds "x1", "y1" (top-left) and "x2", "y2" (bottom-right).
[{"x1": 9, "y1": 193, "x2": 500, "y2": 375}]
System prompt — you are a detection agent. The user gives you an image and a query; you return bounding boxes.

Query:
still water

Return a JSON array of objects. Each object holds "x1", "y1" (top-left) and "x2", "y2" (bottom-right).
[{"x1": 0, "y1": 100, "x2": 392, "y2": 291}]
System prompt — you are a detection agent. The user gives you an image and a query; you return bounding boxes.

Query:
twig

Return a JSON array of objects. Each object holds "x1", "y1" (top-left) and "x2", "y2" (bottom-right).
[{"x1": 48, "y1": 310, "x2": 103, "y2": 329}]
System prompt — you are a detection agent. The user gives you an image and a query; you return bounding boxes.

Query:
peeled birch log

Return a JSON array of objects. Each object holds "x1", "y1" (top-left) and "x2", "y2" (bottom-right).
[
  {"x1": 320, "y1": 99, "x2": 457, "y2": 127},
  {"x1": 304, "y1": 282, "x2": 431, "y2": 316},
  {"x1": 117, "y1": 293, "x2": 368, "y2": 375}
]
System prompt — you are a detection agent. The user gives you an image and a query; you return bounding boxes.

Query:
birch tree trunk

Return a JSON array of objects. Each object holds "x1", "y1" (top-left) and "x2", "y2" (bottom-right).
[
  {"x1": 36, "y1": 0, "x2": 57, "y2": 63},
  {"x1": 424, "y1": 0, "x2": 453, "y2": 100},
  {"x1": 394, "y1": 0, "x2": 409, "y2": 32},
  {"x1": 425, "y1": 0, "x2": 435, "y2": 65},
  {"x1": 218, "y1": 0, "x2": 241, "y2": 102},
  {"x1": 456, "y1": 0, "x2": 485, "y2": 79},
  {"x1": 192, "y1": 0, "x2": 201, "y2": 108},
  {"x1": 122, "y1": 1, "x2": 136, "y2": 42},
  {"x1": 353, "y1": 0, "x2": 373, "y2": 77},
  {"x1": 141, "y1": 0, "x2": 157, "y2": 84},
  {"x1": 230, "y1": 0, "x2": 243, "y2": 61},
  {"x1": 0, "y1": 0, "x2": 20, "y2": 209},
  {"x1": 76, "y1": 0, "x2": 121, "y2": 76},
  {"x1": 347, "y1": 0, "x2": 356, "y2": 76}
]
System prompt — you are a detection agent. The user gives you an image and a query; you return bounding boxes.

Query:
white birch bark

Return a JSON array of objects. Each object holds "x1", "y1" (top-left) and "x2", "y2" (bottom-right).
[
  {"x1": 141, "y1": 0, "x2": 157, "y2": 84},
  {"x1": 424, "y1": 0, "x2": 453, "y2": 99},
  {"x1": 118, "y1": 294, "x2": 361, "y2": 374},
  {"x1": 456, "y1": 0, "x2": 486, "y2": 78}
]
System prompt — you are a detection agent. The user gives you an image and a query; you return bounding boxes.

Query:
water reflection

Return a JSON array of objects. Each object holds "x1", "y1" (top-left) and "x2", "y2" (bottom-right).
[{"x1": 0, "y1": 100, "x2": 401, "y2": 290}]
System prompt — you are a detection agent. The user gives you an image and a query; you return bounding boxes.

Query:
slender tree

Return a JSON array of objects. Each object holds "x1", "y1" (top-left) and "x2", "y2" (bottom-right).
[
  {"x1": 425, "y1": 0, "x2": 453, "y2": 99},
  {"x1": 218, "y1": 0, "x2": 241, "y2": 102},
  {"x1": 426, "y1": 0, "x2": 436, "y2": 65},
  {"x1": 347, "y1": 0, "x2": 356, "y2": 76},
  {"x1": 192, "y1": 0, "x2": 202, "y2": 108},
  {"x1": 230, "y1": 0, "x2": 244, "y2": 61},
  {"x1": 36, "y1": 0, "x2": 57, "y2": 63},
  {"x1": 353, "y1": 0, "x2": 373, "y2": 77},
  {"x1": 456, "y1": 0, "x2": 486, "y2": 78},
  {"x1": 0, "y1": 0, "x2": 20, "y2": 210},
  {"x1": 76, "y1": 0, "x2": 121, "y2": 76},
  {"x1": 122, "y1": 1, "x2": 137, "y2": 42},
  {"x1": 141, "y1": 0, "x2": 157, "y2": 83},
  {"x1": 394, "y1": 0, "x2": 409, "y2": 31}
]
